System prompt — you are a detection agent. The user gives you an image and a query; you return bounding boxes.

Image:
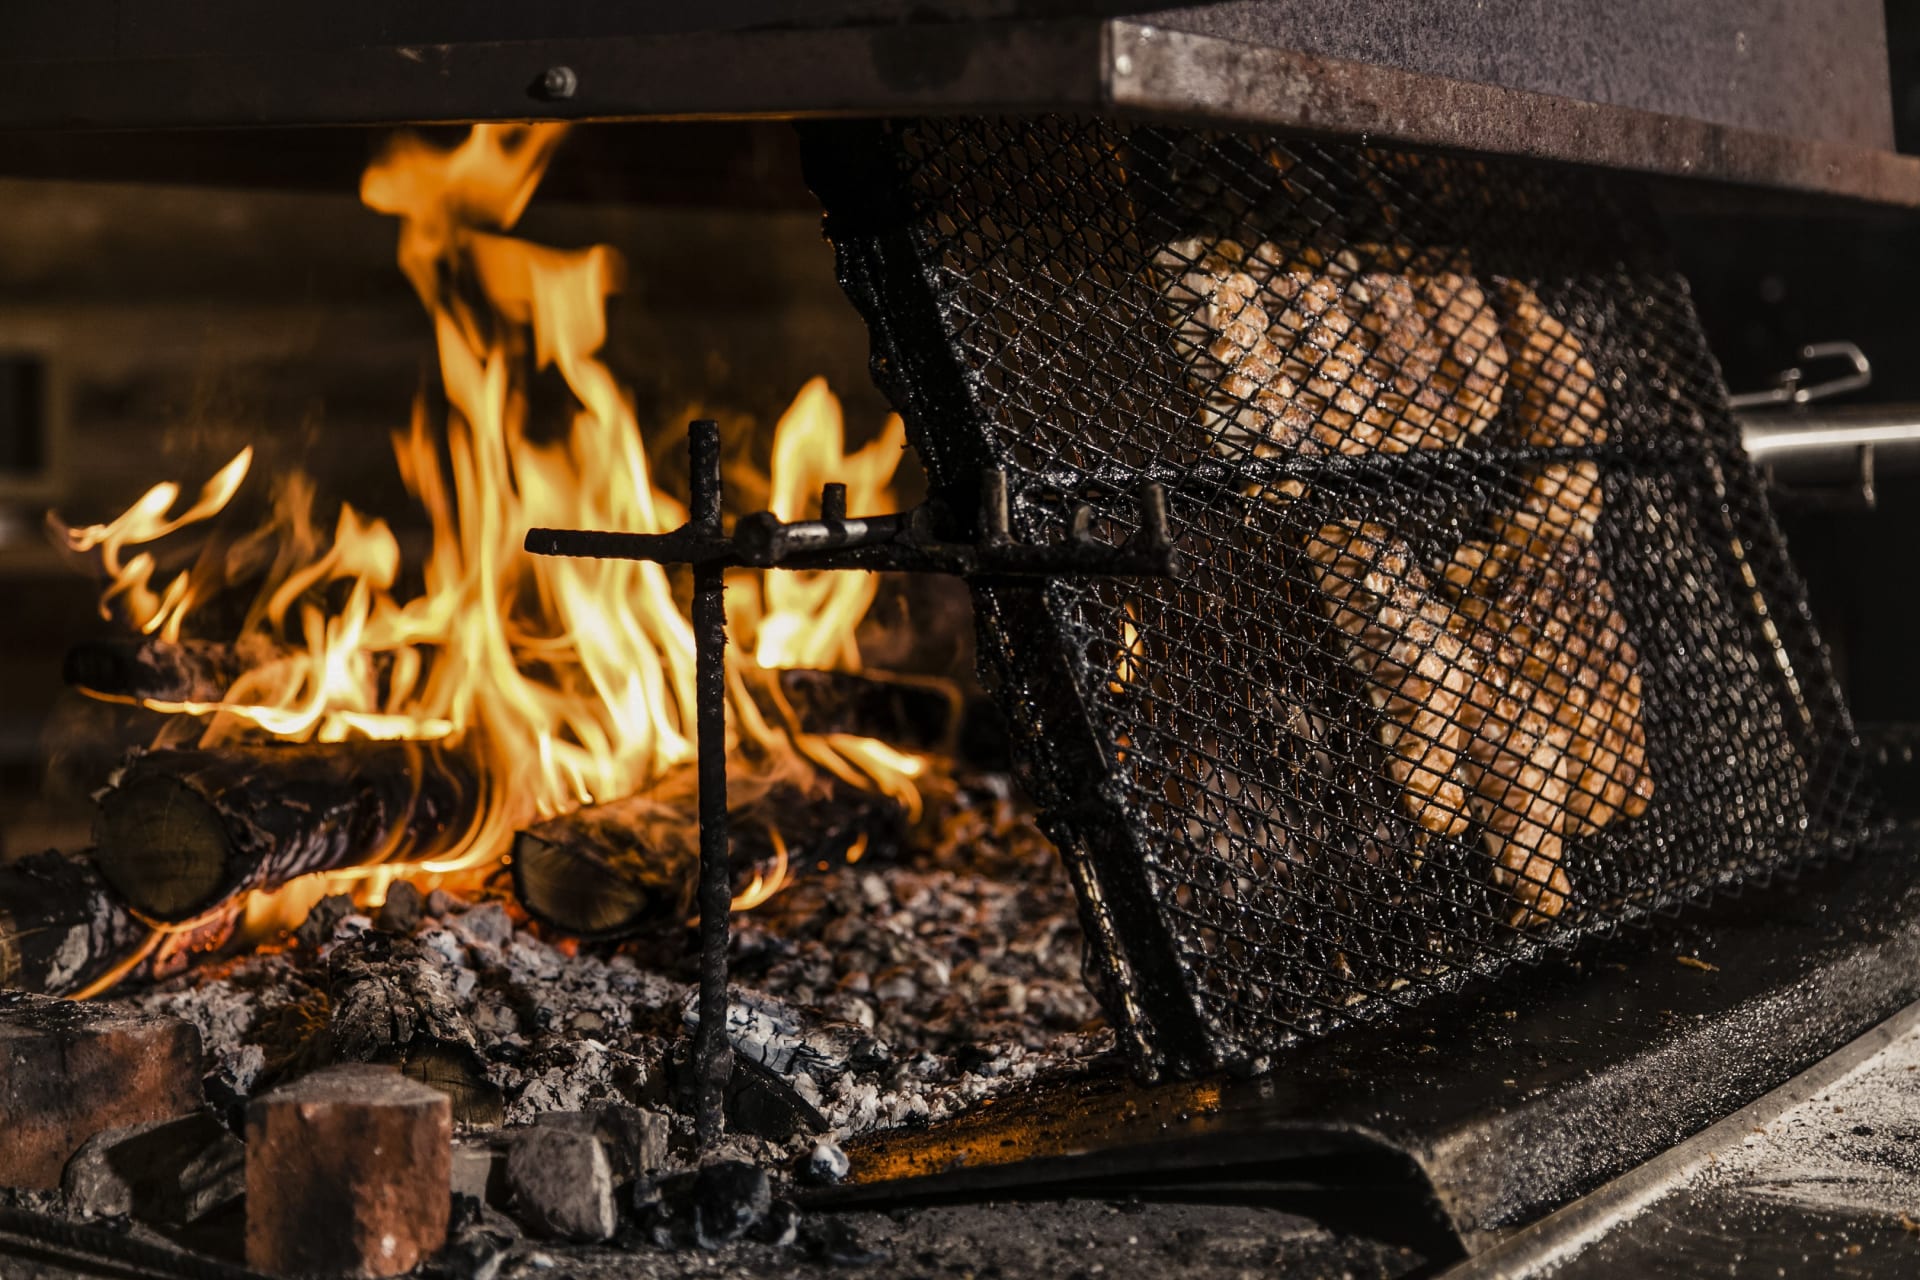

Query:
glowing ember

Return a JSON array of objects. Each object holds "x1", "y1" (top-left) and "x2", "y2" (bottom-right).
[{"x1": 53, "y1": 123, "x2": 916, "y2": 931}]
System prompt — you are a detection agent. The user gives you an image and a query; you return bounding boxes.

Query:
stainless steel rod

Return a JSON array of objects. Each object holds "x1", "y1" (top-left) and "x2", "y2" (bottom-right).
[{"x1": 1737, "y1": 406, "x2": 1920, "y2": 469}]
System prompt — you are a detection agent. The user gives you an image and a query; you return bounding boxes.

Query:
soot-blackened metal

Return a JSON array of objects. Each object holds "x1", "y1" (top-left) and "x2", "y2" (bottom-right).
[
  {"x1": 688, "y1": 418, "x2": 733, "y2": 1148},
  {"x1": 526, "y1": 425, "x2": 1182, "y2": 1143},
  {"x1": 804, "y1": 116, "x2": 1875, "y2": 1079}
]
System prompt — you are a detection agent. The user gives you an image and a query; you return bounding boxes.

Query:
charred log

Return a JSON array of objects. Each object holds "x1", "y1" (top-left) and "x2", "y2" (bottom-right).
[
  {"x1": 324, "y1": 931, "x2": 504, "y2": 1128},
  {"x1": 511, "y1": 767, "x2": 906, "y2": 940},
  {"x1": 0, "y1": 852, "x2": 147, "y2": 996},
  {"x1": 91, "y1": 741, "x2": 484, "y2": 922}
]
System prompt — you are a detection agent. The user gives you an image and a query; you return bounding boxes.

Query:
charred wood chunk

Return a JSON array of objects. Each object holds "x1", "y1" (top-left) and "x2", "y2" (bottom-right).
[
  {"x1": 0, "y1": 851, "x2": 145, "y2": 996},
  {"x1": 510, "y1": 766, "x2": 906, "y2": 941},
  {"x1": 91, "y1": 740, "x2": 484, "y2": 922},
  {"x1": 503, "y1": 1120, "x2": 618, "y2": 1242},
  {"x1": 246, "y1": 1064, "x2": 451, "y2": 1279},
  {"x1": 767, "y1": 667, "x2": 963, "y2": 756},
  {"x1": 324, "y1": 931, "x2": 504, "y2": 1129},
  {"x1": 0, "y1": 993, "x2": 202, "y2": 1189}
]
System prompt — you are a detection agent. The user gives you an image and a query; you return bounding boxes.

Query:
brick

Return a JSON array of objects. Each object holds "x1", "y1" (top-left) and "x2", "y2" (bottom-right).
[
  {"x1": 246, "y1": 1064, "x2": 451, "y2": 1279},
  {"x1": 0, "y1": 992, "x2": 202, "y2": 1189}
]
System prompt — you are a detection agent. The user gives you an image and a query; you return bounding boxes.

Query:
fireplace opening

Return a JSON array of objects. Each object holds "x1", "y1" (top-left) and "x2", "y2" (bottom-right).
[{"x1": 0, "y1": 79, "x2": 1905, "y2": 1279}]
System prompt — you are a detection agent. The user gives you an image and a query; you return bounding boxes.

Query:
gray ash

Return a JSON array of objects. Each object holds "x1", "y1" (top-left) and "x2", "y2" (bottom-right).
[{"x1": 128, "y1": 773, "x2": 1112, "y2": 1150}]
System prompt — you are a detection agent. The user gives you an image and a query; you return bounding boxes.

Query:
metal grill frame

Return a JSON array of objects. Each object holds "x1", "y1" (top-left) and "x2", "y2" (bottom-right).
[{"x1": 804, "y1": 116, "x2": 1872, "y2": 1078}]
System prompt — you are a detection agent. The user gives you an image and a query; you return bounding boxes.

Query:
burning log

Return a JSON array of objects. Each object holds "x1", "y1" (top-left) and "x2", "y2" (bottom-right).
[
  {"x1": 65, "y1": 639, "x2": 976, "y2": 761},
  {"x1": 63, "y1": 635, "x2": 397, "y2": 706},
  {"x1": 762, "y1": 668, "x2": 963, "y2": 756},
  {"x1": 0, "y1": 852, "x2": 148, "y2": 996},
  {"x1": 511, "y1": 766, "x2": 906, "y2": 940},
  {"x1": 62, "y1": 636, "x2": 254, "y2": 705},
  {"x1": 91, "y1": 740, "x2": 484, "y2": 922}
]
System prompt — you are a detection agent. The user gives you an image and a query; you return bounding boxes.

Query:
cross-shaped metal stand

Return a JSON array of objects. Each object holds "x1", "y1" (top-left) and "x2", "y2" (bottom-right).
[{"x1": 526, "y1": 419, "x2": 1182, "y2": 1148}]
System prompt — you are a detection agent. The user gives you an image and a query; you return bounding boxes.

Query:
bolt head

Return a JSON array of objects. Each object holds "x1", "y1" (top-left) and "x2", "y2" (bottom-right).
[{"x1": 539, "y1": 65, "x2": 578, "y2": 100}]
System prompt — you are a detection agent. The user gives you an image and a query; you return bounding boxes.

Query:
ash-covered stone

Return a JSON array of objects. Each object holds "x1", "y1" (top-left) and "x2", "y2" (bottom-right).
[
  {"x1": 61, "y1": 1110, "x2": 244, "y2": 1226},
  {"x1": 802, "y1": 1138, "x2": 850, "y2": 1186},
  {"x1": 504, "y1": 1123, "x2": 617, "y2": 1242}
]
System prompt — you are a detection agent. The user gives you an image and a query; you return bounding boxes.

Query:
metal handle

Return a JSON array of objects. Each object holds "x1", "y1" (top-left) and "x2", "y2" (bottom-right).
[{"x1": 1726, "y1": 341, "x2": 1872, "y2": 409}]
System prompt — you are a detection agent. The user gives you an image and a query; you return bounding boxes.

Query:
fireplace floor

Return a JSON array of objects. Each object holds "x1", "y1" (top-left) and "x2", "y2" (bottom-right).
[
  {"x1": 0, "y1": 1192, "x2": 1428, "y2": 1279},
  {"x1": 126, "y1": 772, "x2": 1110, "y2": 1149}
]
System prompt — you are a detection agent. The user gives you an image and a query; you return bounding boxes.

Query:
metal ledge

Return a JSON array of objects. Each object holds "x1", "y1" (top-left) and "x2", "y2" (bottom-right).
[
  {"x1": 1108, "y1": 24, "x2": 1920, "y2": 209},
  {"x1": 0, "y1": 17, "x2": 1914, "y2": 207},
  {"x1": 821, "y1": 833, "x2": 1920, "y2": 1254}
]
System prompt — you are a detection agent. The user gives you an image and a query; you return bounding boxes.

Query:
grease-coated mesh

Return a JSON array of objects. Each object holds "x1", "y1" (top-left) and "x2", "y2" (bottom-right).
[{"x1": 805, "y1": 117, "x2": 1870, "y2": 1076}]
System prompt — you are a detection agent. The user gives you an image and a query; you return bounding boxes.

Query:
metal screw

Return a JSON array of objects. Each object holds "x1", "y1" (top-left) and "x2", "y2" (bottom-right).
[{"x1": 538, "y1": 65, "x2": 578, "y2": 101}]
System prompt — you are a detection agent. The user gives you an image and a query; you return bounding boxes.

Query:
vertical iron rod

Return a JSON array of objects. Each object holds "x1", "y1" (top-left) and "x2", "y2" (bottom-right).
[{"x1": 688, "y1": 419, "x2": 733, "y2": 1147}]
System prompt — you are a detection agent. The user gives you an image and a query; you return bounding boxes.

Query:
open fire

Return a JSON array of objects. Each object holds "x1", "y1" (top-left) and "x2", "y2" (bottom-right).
[{"x1": 52, "y1": 123, "x2": 922, "y2": 964}]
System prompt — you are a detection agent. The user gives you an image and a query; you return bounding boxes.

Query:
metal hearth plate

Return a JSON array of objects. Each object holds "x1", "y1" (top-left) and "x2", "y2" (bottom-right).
[{"x1": 820, "y1": 832, "x2": 1920, "y2": 1256}]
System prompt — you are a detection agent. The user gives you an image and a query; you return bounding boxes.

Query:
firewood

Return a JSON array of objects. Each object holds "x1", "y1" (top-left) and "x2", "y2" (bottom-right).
[
  {"x1": 762, "y1": 668, "x2": 963, "y2": 755},
  {"x1": 62, "y1": 636, "x2": 252, "y2": 704},
  {"x1": 323, "y1": 931, "x2": 504, "y2": 1128},
  {"x1": 91, "y1": 740, "x2": 484, "y2": 922},
  {"x1": 510, "y1": 765, "x2": 906, "y2": 940},
  {"x1": 64, "y1": 635, "x2": 398, "y2": 705},
  {"x1": 0, "y1": 993, "x2": 203, "y2": 1189},
  {"x1": 246, "y1": 1064, "x2": 451, "y2": 1278},
  {"x1": 0, "y1": 851, "x2": 147, "y2": 996}
]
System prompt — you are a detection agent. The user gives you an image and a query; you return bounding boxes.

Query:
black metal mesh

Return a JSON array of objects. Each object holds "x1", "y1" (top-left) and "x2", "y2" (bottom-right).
[{"x1": 803, "y1": 117, "x2": 1872, "y2": 1077}]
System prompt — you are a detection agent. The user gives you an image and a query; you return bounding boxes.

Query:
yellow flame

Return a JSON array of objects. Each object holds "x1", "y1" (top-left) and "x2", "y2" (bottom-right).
[
  {"x1": 730, "y1": 830, "x2": 792, "y2": 914},
  {"x1": 58, "y1": 124, "x2": 926, "y2": 931},
  {"x1": 54, "y1": 447, "x2": 253, "y2": 642}
]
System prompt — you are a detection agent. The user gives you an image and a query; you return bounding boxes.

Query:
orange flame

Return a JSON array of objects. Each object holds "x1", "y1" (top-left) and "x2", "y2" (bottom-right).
[{"x1": 57, "y1": 124, "x2": 921, "y2": 931}]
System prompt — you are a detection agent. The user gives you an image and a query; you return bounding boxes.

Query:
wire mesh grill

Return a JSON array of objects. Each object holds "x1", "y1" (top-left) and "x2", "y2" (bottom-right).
[{"x1": 804, "y1": 117, "x2": 1872, "y2": 1077}]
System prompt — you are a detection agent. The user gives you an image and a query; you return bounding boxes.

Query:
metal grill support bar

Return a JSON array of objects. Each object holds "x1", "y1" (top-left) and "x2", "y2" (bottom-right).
[
  {"x1": 688, "y1": 418, "x2": 733, "y2": 1148},
  {"x1": 526, "y1": 421, "x2": 1182, "y2": 1144}
]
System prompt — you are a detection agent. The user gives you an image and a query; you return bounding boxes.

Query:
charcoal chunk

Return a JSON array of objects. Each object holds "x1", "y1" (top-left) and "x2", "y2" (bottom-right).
[
  {"x1": 296, "y1": 893, "x2": 358, "y2": 949},
  {"x1": 693, "y1": 1160, "x2": 771, "y2": 1249},
  {"x1": 802, "y1": 1138, "x2": 851, "y2": 1186},
  {"x1": 375, "y1": 881, "x2": 425, "y2": 934}
]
